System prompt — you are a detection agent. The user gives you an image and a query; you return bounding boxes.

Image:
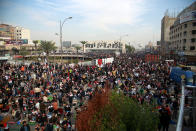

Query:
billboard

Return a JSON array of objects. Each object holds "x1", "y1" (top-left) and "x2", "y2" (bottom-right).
[
  {"x1": 4, "y1": 39, "x2": 28, "y2": 44},
  {"x1": 180, "y1": 10, "x2": 196, "y2": 24}
]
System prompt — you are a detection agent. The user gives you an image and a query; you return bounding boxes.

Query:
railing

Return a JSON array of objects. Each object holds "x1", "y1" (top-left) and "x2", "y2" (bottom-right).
[
  {"x1": 176, "y1": 80, "x2": 185, "y2": 131},
  {"x1": 176, "y1": 82, "x2": 196, "y2": 131}
]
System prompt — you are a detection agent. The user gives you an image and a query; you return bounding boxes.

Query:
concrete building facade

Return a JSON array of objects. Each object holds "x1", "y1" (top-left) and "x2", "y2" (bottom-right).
[
  {"x1": 14, "y1": 26, "x2": 31, "y2": 40},
  {"x1": 160, "y1": 15, "x2": 176, "y2": 56},
  {"x1": 0, "y1": 24, "x2": 15, "y2": 39},
  {"x1": 62, "y1": 41, "x2": 71, "y2": 48},
  {"x1": 169, "y1": 2, "x2": 196, "y2": 56}
]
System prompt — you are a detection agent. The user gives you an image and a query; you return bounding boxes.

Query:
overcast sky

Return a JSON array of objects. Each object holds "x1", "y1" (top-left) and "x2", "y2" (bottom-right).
[{"x1": 0, "y1": 0, "x2": 195, "y2": 48}]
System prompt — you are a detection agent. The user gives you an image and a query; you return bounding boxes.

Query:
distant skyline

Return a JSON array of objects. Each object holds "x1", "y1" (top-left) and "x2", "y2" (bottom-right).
[{"x1": 0, "y1": 0, "x2": 195, "y2": 48}]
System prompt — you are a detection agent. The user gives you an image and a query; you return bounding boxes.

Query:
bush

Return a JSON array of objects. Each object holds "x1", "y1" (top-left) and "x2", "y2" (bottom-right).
[{"x1": 76, "y1": 87, "x2": 159, "y2": 131}]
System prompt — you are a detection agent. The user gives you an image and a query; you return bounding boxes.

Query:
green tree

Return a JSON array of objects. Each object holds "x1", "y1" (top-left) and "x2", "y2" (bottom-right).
[
  {"x1": 39, "y1": 40, "x2": 57, "y2": 61},
  {"x1": 33, "y1": 40, "x2": 39, "y2": 51},
  {"x1": 80, "y1": 41, "x2": 87, "y2": 53},
  {"x1": 75, "y1": 46, "x2": 81, "y2": 54},
  {"x1": 76, "y1": 88, "x2": 159, "y2": 131},
  {"x1": 19, "y1": 47, "x2": 30, "y2": 60},
  {"x1": 126, "y1": 45, "x2": 135, "y2": 54},
  {"x1": 11, "y1": 47, "x2": 19, "y2": 55}
]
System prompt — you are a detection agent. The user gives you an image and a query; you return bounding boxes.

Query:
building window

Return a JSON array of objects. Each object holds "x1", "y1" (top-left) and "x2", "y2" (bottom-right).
[
  {"x1": 191, "y1": 38, "x2": 195, "y2": 43},
  {"x1": 190, "y1": 46, "x2": 195, "y2": 50},
  {"x1": 184, "y1": 31, "x2": 187, "y2": 36},
  {"x1": 184, "y1": 24, "x2": 187, "y2": 28},
  {"x1": 193, "y1": 22, "x2": 196, "y2": 26},
  {"x1": 183, "y1": 46, "x2": 186, "y2": 50},
  {"x1": 192, "y1": 30, "x2": 196, "y2": 34},
  {"x1": 183, "y1": 39, "x2": 186, "y2": 43}
]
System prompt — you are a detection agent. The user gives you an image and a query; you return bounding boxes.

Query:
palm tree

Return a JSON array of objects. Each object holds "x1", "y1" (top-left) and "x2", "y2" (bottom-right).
[
  {"x1": 11, "y1": 47, "x2": 19, "y2": 55},
  {"x1": 80, "y1": 41, "x2": 87, "y2": 53},
  {"x1": 80, "y1": 41, "x2": 87, "y2": 61},
  {"x1": 126, "y1": 45, "x2": 135, "y2": 54},
  {"x1": 75, "y1": 46, "x2": 81, "y2": 54},
  {"x1": 39, "y1": 40, "x2": 57, "y2": 62},
  {"x1": 19, "y1": 47, "x2": 30, "y2": 61},
  {"x1": 33, "y1": 40, "x2": 39, "y2": 51}
]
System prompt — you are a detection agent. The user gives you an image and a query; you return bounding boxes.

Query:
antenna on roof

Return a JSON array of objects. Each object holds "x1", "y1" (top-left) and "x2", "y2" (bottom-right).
[{"x1": 165, "y1": 9, "x2": 169, "y2": 16}]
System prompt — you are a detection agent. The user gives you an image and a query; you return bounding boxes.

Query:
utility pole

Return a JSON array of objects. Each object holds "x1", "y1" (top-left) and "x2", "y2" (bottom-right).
[{"x1": 58, "y1": 17, "x2": 72, "y2": 63}]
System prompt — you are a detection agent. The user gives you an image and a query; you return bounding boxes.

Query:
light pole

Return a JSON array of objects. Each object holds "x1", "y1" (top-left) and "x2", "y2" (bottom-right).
[
  {"x1": 119, "y1": 34, "x2": 128, "y2": 54},
  {"x1": 59, "y1": 17, "x2": 72, "y2": 63}
]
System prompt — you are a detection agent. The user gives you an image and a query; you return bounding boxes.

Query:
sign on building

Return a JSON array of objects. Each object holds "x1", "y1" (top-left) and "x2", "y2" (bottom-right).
[{"x1": 180, "y1": 10, "x2": 196, "y2": 24}]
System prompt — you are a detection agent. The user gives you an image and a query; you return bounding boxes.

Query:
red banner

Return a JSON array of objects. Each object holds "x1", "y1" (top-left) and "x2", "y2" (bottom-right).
[{"x1": 145, "y1": 54, "x2": 160, "y2": 62}]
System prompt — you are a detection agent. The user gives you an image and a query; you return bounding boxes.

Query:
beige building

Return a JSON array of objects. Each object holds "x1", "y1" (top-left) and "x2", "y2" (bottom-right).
[
  {"x1": 14, "y1": 26, "x2": 31, "y2": 40},
  {"x1": 0, "y1": 24, "x2": 31, "y2": 44},
  {"x1": 160, "y1": 15, "x2": 176, "y2": 56},
  {"x1": 169, "y1": 2, "x2": 196, "y2": 56},
  {"x1": 0, "y1": 24, "x2": 15, "y2": 39}
]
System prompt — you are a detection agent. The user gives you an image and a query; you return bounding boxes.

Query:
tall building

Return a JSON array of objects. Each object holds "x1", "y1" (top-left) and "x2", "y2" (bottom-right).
[
  {"x1": 160, "y1": 14, "x2": 176, "y2": 56},
  {"x1": 0, "y1": 24, "x2": 31, "y2": 44},
  {"x1": 169, "y1": 2, "x2": 196, "y2": 57},
  {"x1": 14, "y1": 26, "x2": 31, "y2": 40},
  {"x1": 62, "y1": 41, "x2": 71, "y2": 48},
  {"x1": 0, "y1": 24, "x2": 15, "y2": 39}
]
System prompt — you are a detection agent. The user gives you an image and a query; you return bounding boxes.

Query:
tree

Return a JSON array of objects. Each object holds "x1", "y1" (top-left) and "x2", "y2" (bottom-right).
[
  {"x1": 75, "y1": 46, "x2": 81, "y2": 54},
  {"x1": 33, "y1": 40, "x2": 39, "y2": 51},
  {"x1": 80, "y1": 41, "x2": 87, "y2": 53},
  {"x1": 19, "y1": 47, "x2": 30, "y2": 60},
  {"x1": 76, "y1": 84, "x2": 159, "y2": 131},
  {"x1": 39, "y1": 41, "x2": 57, "y2": 61},
  {"x1": 126, "y1": 45, "x2": 135, "y2": 54},
  {"x1": 11, "y1": 47, "x2": 19, "y2": 55}
]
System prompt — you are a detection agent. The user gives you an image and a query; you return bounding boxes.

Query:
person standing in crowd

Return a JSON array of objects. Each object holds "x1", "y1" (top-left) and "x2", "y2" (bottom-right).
[
  {"x1": 0, "y1": 54, "x2": 180, "y2": 131},
  {"x1": 20, "y1": 121, "x2": 30, "y2": 131}
]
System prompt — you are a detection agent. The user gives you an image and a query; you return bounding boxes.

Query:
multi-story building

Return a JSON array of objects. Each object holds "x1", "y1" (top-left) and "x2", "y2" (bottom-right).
[
  {"x1": 14, "y1": 26, "x2": 30, "y2": 40},
  {"x1": 160, "y1": 14, "x2": 176, "y2": 56},
  {"x1": 0, "y1": 24, "x2": 31, "y2": 44},
  {"x1": 0, "y1": 24, "x2": 15, "y2": 39},
  {"x1": 62, "y1": 41, "x2": 71, "y2": 48},
  {"x1": 169, "y1": 2, "x2": 196, "y2": 58}
]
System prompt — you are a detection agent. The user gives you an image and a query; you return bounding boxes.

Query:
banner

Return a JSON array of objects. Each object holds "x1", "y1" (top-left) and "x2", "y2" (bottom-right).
[
  {"x1": 96, "y1": 57, "x2": 114, "y2": 67},
  {"x1": 145, "y1": 54, "x2": 160, "y2": 62},
  {"x1": 180, "y1": 10, "x2": 196, "y2": 24},
  {"x1": 4, "y1": 39, "x2": 28, "y2": 44}
]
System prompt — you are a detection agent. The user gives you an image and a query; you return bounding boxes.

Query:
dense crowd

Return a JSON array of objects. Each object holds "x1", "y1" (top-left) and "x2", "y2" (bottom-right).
[{"x1": 0, "y1": 54, "x2": 179, "y2": 131}]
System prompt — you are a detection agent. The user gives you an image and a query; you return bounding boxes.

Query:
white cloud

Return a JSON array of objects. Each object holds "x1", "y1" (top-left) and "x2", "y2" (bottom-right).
[
  {"x1": 35, "y1": 0, "x2": 147, "y2": 32},
  {"x1": 26, "y1": 9, "x2": 58, "y2": 27}
]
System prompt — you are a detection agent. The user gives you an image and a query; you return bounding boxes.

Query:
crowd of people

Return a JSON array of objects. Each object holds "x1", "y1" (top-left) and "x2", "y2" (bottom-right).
[{"x1": 0, "y1": 54, "x2": 180, "y2": 131}]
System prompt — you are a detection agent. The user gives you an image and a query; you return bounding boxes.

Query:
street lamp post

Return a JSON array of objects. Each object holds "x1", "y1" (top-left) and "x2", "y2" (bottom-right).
[
  {"x1": 59, "y1": 17, "x2": 72, "y2": 63},
  {"x1": 119, "y1": 34, "x2": 128, "y2": 54}
]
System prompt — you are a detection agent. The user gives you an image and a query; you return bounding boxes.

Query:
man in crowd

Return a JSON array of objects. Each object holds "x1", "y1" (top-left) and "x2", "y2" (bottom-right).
[{"x1": 0, "y1": 54, "x2": 179, "y2": 130}]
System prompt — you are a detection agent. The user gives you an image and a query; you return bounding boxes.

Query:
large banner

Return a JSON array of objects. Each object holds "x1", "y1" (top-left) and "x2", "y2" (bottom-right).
[
  {"x1": 95, "y1": 57, "x2": 114, "y2": 67},
  {"x1": 180, "y1": 10, "x2": 196, "y2": 24},
  {"x1": 4, "y1": 39, "x2": 28, "y2": 44},
  {"x1": 145, "y1": 54, "x2": 160, "y2": 62}
]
